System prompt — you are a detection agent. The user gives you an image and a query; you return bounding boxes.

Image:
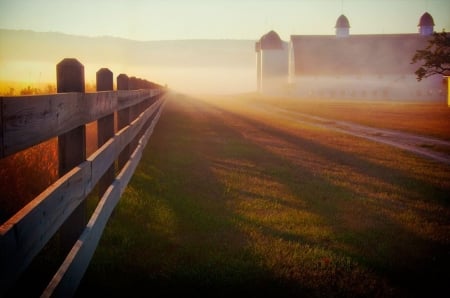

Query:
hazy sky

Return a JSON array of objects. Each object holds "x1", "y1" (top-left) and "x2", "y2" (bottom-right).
[
  {"x1": 1, "y1": 0, "x2": 449, "y2": 94},
  {"x1": 1, "y1": 0, "x2": 449, "y2": 41}
]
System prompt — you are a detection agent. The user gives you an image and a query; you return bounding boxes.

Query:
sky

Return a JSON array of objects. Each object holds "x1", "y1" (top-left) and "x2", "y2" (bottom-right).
[{"x1": 0, "y1": 0, "x2": 449, "y2": 41}]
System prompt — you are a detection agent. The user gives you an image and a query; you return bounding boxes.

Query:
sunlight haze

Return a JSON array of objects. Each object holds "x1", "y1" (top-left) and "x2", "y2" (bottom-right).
[{"x1": 1, "y1": 0, "x2": 449, "y2": 94}]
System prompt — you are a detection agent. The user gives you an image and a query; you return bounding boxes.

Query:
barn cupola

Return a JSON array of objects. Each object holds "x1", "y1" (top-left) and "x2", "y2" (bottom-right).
[
  {"x1": 418, "y1": 12, "x2": 435, "y2": 36},
  {"x1": 259, "y1": 30, "x2": 283, "y2": 50},
  {"x1": 335, "y1": 14, "x2": 350, "y2": 38}
]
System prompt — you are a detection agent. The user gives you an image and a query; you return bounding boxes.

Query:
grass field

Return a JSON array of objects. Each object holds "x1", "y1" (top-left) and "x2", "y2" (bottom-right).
[
  {"x1": 0, "y1": 121, "x2": 98, "y2": 223},
  {"x1": 73, "y1": 93, "x2": 450, "y2": 297},
  {"x1": 0, "y1": 138, "x2": 58, "y2": 222}
]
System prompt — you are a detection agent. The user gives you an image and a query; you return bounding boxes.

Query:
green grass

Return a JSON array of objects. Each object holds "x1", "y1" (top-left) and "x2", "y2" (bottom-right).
[{"x1": 77, "y1": 93, "x2": 450, "y2": 297}]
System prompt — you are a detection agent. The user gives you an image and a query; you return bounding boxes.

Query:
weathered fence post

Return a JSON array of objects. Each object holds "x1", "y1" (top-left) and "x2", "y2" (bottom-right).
[
  {"x1": 117, "y1": 74, "x2": 131, "y2": 169},
  {"x1": 96, "y1": 68, "x2": 115, "y2": 197},
  {"x1": 117, "y1": 73, "x2": 129, "y2": 91},
  {"x1": 56, "y1": 58, "x2": 87, "y2": 254},
  {"x1": 57, "y1": 59, "x2": 85, "y2": 93},
  {"x1": 96, "y1": 67, "x2": 113, "y2": 92},
  {"x1": 129, "y1": 76, "x2": 138, "y2": 91}
]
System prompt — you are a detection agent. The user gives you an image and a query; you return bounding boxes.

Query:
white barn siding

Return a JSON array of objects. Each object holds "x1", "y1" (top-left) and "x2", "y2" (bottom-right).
[{"x1": 260, "y1": 42, "x2": 289, "y2": 95}]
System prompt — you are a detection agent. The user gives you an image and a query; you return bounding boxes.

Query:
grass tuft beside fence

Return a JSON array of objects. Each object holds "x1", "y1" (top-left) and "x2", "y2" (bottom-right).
[{"x1": 0, "y1": 139, "x2": 58, "y2": 222}]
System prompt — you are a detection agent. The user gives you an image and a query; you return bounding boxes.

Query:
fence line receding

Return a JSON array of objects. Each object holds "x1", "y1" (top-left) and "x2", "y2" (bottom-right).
[{"x1": 0, "y1": 58, "x2": 167, "y2": 297}]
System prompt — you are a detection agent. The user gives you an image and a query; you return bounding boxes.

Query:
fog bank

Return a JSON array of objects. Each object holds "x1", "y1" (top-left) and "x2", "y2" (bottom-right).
[{"x1": 0, "y1": 29, "x2": 256, "y2": 94}]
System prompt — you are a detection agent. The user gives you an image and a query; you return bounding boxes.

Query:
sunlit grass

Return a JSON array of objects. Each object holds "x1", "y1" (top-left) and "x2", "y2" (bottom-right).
[
  {"x1": 238, "y1": 94, "x2": 450, "y2": 140},
  {"x1": 0, "y1": 138, "x2": 58, "y2": 222},
  {"x1": 0, "y1": 125, "x2": 98, "y2": 224},
  {"x1": 78, "y1": 92, "x2": 450, "y2": 297},
  {"x1": 0, "y1": 80, "x2": 97, "y2": 96},
  {"x1": 0, "y1": 81, "x2": 56, "y2": 96}
]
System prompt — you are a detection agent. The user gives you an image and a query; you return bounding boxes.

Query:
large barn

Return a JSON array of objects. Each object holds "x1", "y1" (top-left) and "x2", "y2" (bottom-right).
[{"x1": 255, "y1": 12, "x2": 447, "y2": 101}]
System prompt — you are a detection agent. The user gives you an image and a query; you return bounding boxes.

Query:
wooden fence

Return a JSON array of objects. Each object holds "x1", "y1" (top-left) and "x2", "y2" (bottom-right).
[{"x1": 0, "y1": 58, "x2": 167, "y2": 297}]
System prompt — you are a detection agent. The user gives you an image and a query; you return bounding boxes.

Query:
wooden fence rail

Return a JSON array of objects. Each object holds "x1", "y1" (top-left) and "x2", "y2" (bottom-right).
[{"x1": 0, "y1": 58, "x2": 167, "y2": 297}]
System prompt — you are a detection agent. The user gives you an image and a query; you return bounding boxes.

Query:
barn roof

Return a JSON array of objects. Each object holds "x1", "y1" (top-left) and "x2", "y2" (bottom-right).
[
  {"x1": 259, "y1": 30, "x2": 283, "y2": 50},
  {"x1": 418, "y1": 12, "x2": 435, "y2": 26},
  {"x1": 335, "y1": 15, "x2": 350, "y2": 28},
  {"x1": 290, "y1": 34, "x2": 431, "y2": 76}
]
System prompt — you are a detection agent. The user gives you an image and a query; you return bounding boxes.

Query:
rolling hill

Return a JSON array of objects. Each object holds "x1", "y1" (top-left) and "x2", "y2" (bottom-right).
[{"x1": 0, "y1": 29, "x2": 256, "y2": 93}]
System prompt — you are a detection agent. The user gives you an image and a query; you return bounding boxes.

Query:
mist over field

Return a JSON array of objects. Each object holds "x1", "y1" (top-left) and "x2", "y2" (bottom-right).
[{"x1": 0, "y1": 29, "x2": 256, "y2": 94}]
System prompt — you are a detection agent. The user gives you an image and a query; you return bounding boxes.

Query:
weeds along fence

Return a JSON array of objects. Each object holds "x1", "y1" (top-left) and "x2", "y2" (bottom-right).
[{"x1": 0, "y1": 58, "x2": 167, "y2": 297}]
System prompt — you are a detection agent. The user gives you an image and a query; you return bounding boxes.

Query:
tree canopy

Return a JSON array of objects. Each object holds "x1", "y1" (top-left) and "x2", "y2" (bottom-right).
[{"x1": 411, "y1": 30, "x2": 450, "y2": 81}]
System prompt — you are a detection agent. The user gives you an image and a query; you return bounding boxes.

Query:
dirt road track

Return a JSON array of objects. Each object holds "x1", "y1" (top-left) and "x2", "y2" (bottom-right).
[{"x1": 262, "y1": 104, "x2": 450, "y2": 166}]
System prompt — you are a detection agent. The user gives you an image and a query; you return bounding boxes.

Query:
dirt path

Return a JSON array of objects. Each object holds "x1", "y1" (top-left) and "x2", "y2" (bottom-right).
[{"x1": 257, "y1": 104, "x2": 450, "y2": 166}]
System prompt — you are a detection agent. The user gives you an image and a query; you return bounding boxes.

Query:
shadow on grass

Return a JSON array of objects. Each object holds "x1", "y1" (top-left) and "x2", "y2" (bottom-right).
[
  {"x1": 203, "y1": 96, "x2": 450, "y2": 296},
  {"x1": 76, "y1": 93, "x2": 450, "y2": 298}
]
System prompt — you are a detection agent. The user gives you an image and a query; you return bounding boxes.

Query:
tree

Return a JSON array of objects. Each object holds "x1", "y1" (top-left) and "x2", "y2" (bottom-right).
[{"x1": 411, "y1": 30, "x2": 450, "y2": 81}]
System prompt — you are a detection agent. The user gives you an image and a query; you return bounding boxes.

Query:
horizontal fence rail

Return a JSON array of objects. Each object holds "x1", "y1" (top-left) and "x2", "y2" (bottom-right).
[
  {"x1": 0, "y1": 59, "x2": 167, "y2": 297},
  {"x1": 0, "y1": 89, "x2": 160, "y2": 158}
]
